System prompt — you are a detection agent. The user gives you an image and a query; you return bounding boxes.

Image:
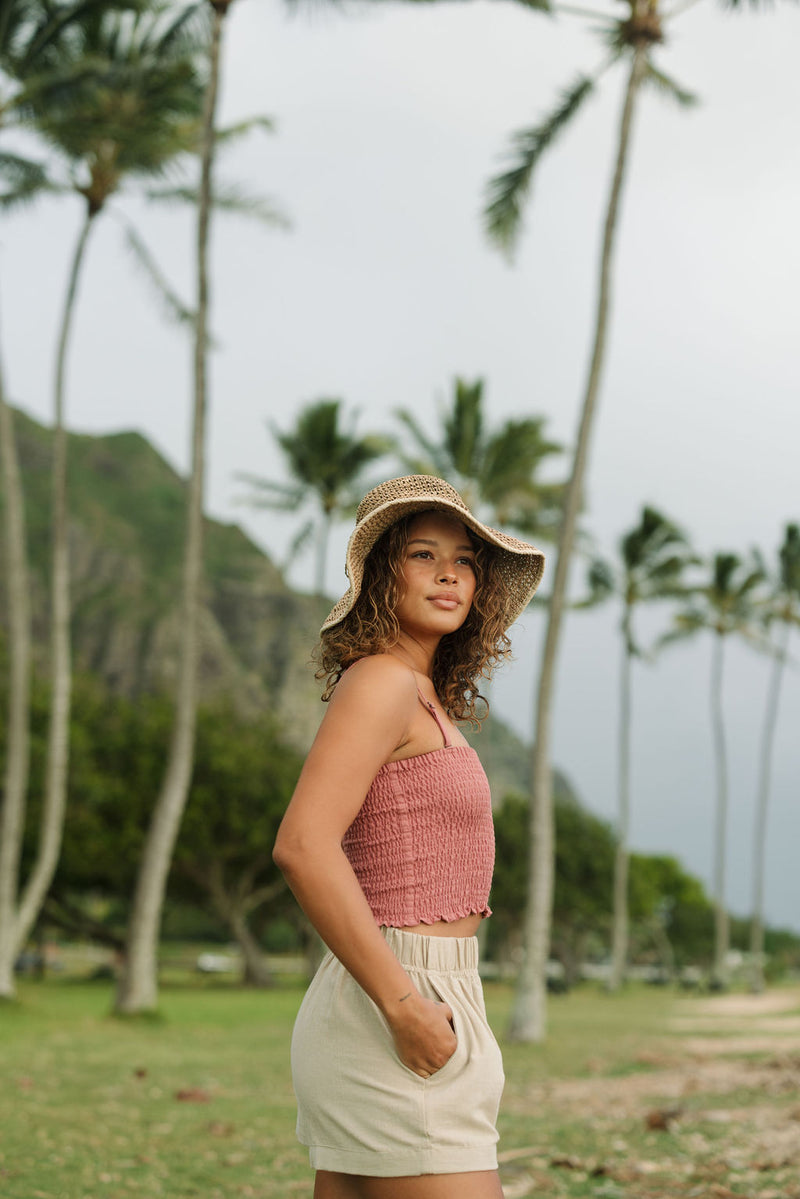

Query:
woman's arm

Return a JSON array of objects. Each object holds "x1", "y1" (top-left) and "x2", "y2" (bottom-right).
[{"x1": 273, "y1": 656, "x2": 456, "y2": 1077}]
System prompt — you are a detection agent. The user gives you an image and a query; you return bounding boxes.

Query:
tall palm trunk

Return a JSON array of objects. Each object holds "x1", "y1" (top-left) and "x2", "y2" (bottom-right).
[
  {"x1": 710, "y1": 629, "x2": 729, "y2": 986},
  {"x1": 13, "y1": 210, "x2": 96, "y2": 955},
  {"x1": 0, "y1": 211, "x2": 95, "y2": 997},
  {"x1": 749, "y1": 619, "x2": 789, "y2": 992},
  {"x1": 509, "y1": 46, "x2": 648, "y2": 1042},
  {"x1": 315, "y1": 506, "x2": 332, "y2": 597},
  {"x1": 609, "y1": 603, "x2": 633, "y2": 991},
  {"x1": 114, "y1": 3, "x2": 226, "y2": 1014},
  {"x1": 0, "y1": 343, "x2": 32, "y2": 1000}
]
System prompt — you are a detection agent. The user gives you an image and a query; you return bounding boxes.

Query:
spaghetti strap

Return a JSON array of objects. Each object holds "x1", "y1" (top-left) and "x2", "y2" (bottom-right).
[{"x1": 416, "y1": 690, "x2": 452, "y2": 749}]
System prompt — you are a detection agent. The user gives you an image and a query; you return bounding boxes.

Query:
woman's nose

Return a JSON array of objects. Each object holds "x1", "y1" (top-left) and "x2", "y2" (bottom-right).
[{"x1": 438, "y1": 570, "x2": 457, "y2": 583}]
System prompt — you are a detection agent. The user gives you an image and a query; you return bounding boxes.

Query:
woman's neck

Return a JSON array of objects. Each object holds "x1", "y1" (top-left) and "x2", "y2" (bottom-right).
[{"x1": 389, "y1": 632, "x2": 438, "y2": 677}]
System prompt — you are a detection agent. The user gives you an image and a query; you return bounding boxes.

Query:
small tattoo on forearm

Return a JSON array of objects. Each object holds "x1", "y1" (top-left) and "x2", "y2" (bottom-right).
[{"x1": 398, "y1": 992, "x2": 412, "y2": 1002}]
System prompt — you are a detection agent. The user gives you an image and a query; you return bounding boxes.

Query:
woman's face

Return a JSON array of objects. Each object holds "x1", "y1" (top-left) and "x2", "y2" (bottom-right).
[{"x1": 393, "y1": 512, "x2": 477, "y2": 637}]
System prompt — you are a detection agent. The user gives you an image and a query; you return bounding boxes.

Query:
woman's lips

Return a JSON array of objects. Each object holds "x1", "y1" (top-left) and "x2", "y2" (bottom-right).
[{"x1": 429, "y1": 594, "x2": 460, "y2": 610}]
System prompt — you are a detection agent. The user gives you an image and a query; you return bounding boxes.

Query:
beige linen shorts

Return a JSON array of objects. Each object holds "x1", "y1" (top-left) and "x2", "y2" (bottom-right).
[{"x1": 290, "y1": 926, "x2": 505, "y2": 1177}]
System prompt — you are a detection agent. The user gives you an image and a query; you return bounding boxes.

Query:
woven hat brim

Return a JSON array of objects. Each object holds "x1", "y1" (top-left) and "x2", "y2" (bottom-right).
[{"x1": 321, "y1": 493, "x2": 545, "y2": 633}]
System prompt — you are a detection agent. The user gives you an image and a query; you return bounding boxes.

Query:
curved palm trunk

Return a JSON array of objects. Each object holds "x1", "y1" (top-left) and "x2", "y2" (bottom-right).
[
  {"x1": 115, "y1": 3, "x2": 226, "y2": 1015},
  {"x1": 201, "y1": 860, "x2": 277, "y2": 987},
  {"x1": 0, "y1": 344, "x2": 33, "y2": 1001},
  {"x1": 710, "y1": 629, "x2": 729, "y2": 987},
  {"x1": 509, "y1": 46, "x2": 648, "y2": 1042},
  {"x1": 231, "y1": 910, "x2": 272, "y2": 987},
  {"x1": 12, "y1": 210, "x2": 96, "y2": 966},
  {"x1": 749, "y1": 619, "x2": 789, "y2": 992},
  {"x1": 609, "y1": 603, "x2": 633, "y2": 991}
]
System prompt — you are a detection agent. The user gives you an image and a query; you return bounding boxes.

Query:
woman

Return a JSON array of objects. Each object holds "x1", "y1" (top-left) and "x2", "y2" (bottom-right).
[{"x1": 273, "y1": 475, "x2": 545, "y2": 1199}]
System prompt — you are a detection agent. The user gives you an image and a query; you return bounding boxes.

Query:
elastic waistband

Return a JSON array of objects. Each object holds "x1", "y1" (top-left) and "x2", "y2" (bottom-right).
[{"x1": 381, "y1": 926, "x2": 479, "y2": 973}]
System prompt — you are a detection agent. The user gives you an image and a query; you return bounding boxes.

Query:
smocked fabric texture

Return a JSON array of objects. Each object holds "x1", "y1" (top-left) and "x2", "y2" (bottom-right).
[
  {"x1": 321, "y1": 474, "x2": 545, "y2": 633},
  {"x1": 291, "y1": 927, "x2": 504, "y2": 1176},
  {"x1": 342, "y1": 745, "x2": 494, "y2": 927}
]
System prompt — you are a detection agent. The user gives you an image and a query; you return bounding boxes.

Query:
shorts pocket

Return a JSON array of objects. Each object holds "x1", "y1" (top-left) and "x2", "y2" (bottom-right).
[
  {"x1": 386, "y1": 984, "x2": 460, "y2": 1083},
  {"x1": 425, "y1": 979, "x2": 461, "y2": 1080}
]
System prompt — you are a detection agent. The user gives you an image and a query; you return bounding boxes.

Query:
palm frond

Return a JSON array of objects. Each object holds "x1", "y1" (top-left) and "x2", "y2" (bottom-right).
[
  {"x1": 447, "y1": 378, "x2": 484, "y2": 478},
  {"x1": 396, "y1": 452, "x2": 440, "y2": 477},
  {"x1": 394, "y1": 409, "x2": 448, "y2": 475},
  {"x1": 644, "y1": 61, "x2": 699, "y2": 107},
  {"x1": 717, "y1": 0, "x2": 780, "y2": 10},
  {"x1": 284, "y1": 0, "x2": 552, "y2": 8},
  {"x1": 655, "y1": 619, "x2": 704, "y2": 651},
  {"x1": 8, "y1": 55, "x2": 109, "y2": 119},
  {"x1": 0, "y1": 151, "x2": 59, "y2": 208},
  {"x1": 146, "y1": 182, "x2": 290, "y2": 227},
  {"x1": 779, "y1": 523, "x2": 800, "y2": 595},
  {"x1": 14, "y1": 0, "x2": 138, "y2": 75},
  {"x1": 267, "y1": 399, "x2": 392, "y2": 519},
  {"x1": 235, "y1": 473, "x2": 305, "y2": 513},
  {"x1": 738, "y1": 566, "x2": 768, "y2": 596},
  {"x1": 482, "y1": 417, "x2": 564, "y2": 516},
  {"x1": 484, "y1": 73, "x2": 595, "y2": 256},
  {"x1": 142, "y1": 1, "x2": 211, "y2": 61},
  {"x1": 596, "y1": 19, "x2": 630, "y2": 53},
  {"x1": 573, "y1": 556, "x2": 616, "y2": 609},
  {"x1": 118, "y1": 214, "x2": 196, "y2": 327},
  {"x1": 206, "y1": 183, "x2": 290, "y2": 227},
  {"x1": 284, "y1": 518, "x2": 315, "y2": 570},
  {"x1": 738, "y1": 625, "x2": 782, "y2": 656},
  {"x1": 216, "y1": 116, "x2": 276, "y2": 146}
]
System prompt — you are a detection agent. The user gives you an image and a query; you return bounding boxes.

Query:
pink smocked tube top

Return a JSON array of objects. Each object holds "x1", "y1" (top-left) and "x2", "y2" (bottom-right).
[{"x1": 342, "y1": 745, "x2": 495, "y2": 927}]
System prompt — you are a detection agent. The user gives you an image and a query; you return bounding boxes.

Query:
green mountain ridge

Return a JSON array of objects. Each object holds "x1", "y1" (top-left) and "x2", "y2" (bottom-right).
[{"x1": 1, "y1": 409, "x2": 326, "y2": 750}]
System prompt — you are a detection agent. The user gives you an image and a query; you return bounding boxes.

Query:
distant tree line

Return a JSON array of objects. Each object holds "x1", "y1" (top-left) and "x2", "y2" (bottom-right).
[{"x1": 5, "y1": 667, "x2": 797, "y2": 988}]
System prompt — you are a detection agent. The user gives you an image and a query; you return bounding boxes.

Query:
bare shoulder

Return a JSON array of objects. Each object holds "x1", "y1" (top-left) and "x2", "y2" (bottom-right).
[
  {"x1": 311, "y1": 654, "x2": 415, "y2": 771},
  {"x1": 333, "y1": 653, "x2": 415, "y2": 701}
]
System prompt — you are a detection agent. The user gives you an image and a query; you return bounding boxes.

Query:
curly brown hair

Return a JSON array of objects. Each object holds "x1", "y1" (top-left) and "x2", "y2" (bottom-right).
[{"x1": 314, "y1": 513, "x2": 513, "y2": 724}]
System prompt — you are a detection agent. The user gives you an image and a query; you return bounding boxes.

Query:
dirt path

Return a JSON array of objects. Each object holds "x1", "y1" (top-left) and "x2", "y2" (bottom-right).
[
  {"x1": 500, "y1": 987, "x2": 800, "y2": 1198},
  {"x1": 674, "y1": 991, "x2": 800, "y2": 1019}
]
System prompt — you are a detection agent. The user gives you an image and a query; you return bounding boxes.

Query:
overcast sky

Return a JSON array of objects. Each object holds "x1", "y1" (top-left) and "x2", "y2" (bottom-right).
[{"x1": 3, "y1": 0, "x2": 799, "y2": 934}]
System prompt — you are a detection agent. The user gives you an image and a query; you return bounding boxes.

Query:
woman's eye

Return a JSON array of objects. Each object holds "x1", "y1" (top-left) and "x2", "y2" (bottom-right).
[{"x1": 458, "y1": 557, "x2": 475, "y2": 567}]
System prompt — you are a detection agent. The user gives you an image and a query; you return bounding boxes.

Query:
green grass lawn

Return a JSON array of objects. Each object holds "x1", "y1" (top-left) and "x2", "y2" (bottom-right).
[{"x1": 1, "y1": 978, "x2": 797, "y2": 1199}]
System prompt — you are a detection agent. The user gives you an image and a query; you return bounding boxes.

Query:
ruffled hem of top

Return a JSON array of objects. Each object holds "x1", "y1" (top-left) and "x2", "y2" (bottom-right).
[{"x1": 376, "y1": 903, "x2": 492, "y2": 927}]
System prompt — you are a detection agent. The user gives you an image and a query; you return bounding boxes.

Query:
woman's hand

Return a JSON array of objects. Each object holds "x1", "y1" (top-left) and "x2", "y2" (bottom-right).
[{"x1": 386, "y1": 991, "x2": 457, "y2": 1078}]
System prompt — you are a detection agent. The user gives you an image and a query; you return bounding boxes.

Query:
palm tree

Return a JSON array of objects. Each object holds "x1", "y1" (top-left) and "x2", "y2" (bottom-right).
[
  {"x1": 0, "y1": 355, "x2": 32, "y2": 1002},
  {"x1": 396, "y1": 376, "x2": 565, "y2": 541},
  {"x1": 240, "y1": 398, "x2": 391, "y2": 597},
  {"x1": 1, "y1": 3, "x2": 209, "y2": 1003},
  {"x1": 575, "y1": 507, "x2": 697, "y2": 990},
  {"x1": 0, "y1": 0, "x2": 136, "y2": 1001},
  {"x1": 112, "y1": 0, "x2": 224, "y2": 1015},
  {"x1": 749, "y1": 524, "x2": 800, "y2": 993},
  {"x1": 661, "y1": 552, "x2": 768, "y2": 987},
  {"x1": 483, "y1": 0, "x2": 791, "y2": 1040},
  {"x1": 114, "y1": 0, "x2": 285, "y2": 1014}
]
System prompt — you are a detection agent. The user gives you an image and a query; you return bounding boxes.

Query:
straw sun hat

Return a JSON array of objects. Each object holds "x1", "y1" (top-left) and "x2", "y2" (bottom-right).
[{"x1": 321, "y1": 475, "x2": 546, "y2": 633}]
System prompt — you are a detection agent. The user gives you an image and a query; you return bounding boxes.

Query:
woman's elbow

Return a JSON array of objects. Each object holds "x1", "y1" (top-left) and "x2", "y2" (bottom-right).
[
  {"x1": 273, "y1": 823, "x2": 317, "y2": 880},
  {"x1": 272, "y1": 826, "x2": 297, "y2": 876}
]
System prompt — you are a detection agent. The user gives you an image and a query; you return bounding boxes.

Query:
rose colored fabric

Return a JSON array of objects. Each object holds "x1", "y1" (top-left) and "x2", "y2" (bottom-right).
[{"x1": 342, "y1": 745, "x2": 495, "y2": 927}]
